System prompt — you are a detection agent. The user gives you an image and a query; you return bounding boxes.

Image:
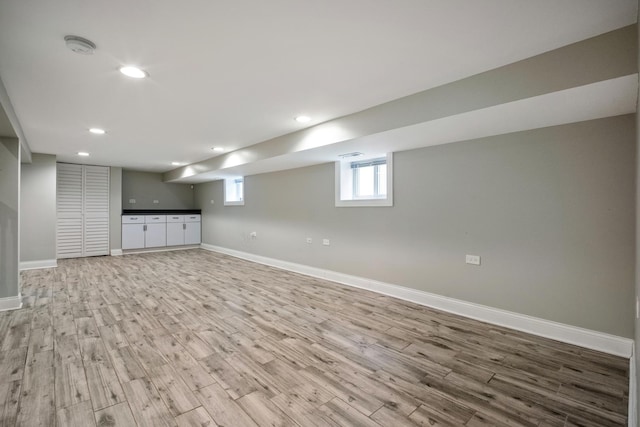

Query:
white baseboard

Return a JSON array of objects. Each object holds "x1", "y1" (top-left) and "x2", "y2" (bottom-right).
[
  {"x1": 19, "y1": 259, "x2": 57, "y2": 271},
  {"x1": 110, "y1": 249, "x2": 123, "y2": 256},
  {"x1": 630, "y1": 350, "x2": 637, "y2": 427},
  {"x1": 122, "y1": 245, "x2": 200, "y2": 256},
  {"x1": 201, "y1": 243, "x2": 634, "y2": 358},
  {"x1": 0, "y1": 294, "x2": 22, "y2": 312}
]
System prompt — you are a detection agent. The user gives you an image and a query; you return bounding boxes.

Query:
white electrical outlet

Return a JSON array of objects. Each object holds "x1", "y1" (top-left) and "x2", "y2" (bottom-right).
[
  {"x1": 465, "y1": 255, "x2": 481, "y2": 265},
  {"x1": 250, "y1": 232, "x2": 257, "y2": 239},
  {"x1": 129, "y1": 199, "x2": 136, "y2": 204},
  {"x1": 210, "y1": 199, "x2": 215, "y2": 204},
  {"x1": 153, "y1": 200, "x2": 159, "y2": 204},
  {"x1": 322, "y1": 239, "x2": 330, "y2": 246},
  {"x1": 306, "y1": 238, "x2": 313, "y2": 244}
]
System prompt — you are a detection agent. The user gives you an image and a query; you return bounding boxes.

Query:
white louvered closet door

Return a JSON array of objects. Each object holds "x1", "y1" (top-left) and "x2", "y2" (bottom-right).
[
  {"x1": 56, "y1": 163, "x2": 110, "y2": 259},
  {"x1": 83, "y1": 166, "x2": 110, "y2": 256},
  {"x1": 57, "y1": 163, "x2": 84, "y2": 258}
]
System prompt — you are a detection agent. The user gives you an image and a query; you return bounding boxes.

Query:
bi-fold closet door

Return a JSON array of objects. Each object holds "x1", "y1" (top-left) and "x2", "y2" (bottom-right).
[{"x1": 56, "y1": 163, "x2": 110, "y2": 259}]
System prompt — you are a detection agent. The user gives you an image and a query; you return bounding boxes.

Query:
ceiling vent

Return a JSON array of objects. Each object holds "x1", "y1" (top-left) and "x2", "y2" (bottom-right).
[{"x1": 64, "y1": 35, "x2": 96, "y2": 55}]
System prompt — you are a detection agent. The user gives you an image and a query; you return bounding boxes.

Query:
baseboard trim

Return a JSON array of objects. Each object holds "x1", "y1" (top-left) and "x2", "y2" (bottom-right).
[
  {"x1": 0, "y1": 294, "x2": 22, "y2": 312},
  {"x1": 201, "y1": 243, "x2": 634, "y2": 358},
  {"x1": 110, "y1": 249, "x2": 123, "y2": 256},
  {"x1": 19, "y1": 259, "x2": 57, "y2": 271},
  {"x1": 630, "y1": 350, "x2": 637, "y2": 427},
  {"x1": 122, "y1": 245, "x2": 200, "y2": 256}
]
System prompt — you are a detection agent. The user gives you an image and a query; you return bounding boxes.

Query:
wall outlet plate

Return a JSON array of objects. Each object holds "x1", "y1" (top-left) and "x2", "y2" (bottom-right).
[
  {"x1": 129, "y1": 199, "x2": 136, "y2": 204},
  {"x1": 306, "y1": 238, "x2": 313, "y2": 244},
  {"x1": 322, "y1": 239, "x2": 330, "y2": 246},
  {"x1": 466, "y1": 254, "x2": 481, "y2": 265}
]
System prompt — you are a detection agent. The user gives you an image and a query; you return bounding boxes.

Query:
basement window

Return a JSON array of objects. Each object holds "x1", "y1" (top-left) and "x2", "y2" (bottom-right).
[
  {"x1": 224, "y1": 177, "x2": 244, "y2": 206},
  {"x1": 335, "y1": 153, "x2": 393, "y2": 207}
]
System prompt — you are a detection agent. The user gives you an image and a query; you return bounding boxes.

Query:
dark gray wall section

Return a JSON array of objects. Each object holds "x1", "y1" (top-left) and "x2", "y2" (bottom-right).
[
  {"x1": 196, "y1": 115, "x2": 635, "y2": 338},
  {"x1": 0, "y1": 138, "x2": 20, "y2": 298},
  {"x1": 122, "y1": 170, "x2": 194, "y2": 210},
  {"x1": 20, "y1": 153, "x2": 56, "y2": 262}
]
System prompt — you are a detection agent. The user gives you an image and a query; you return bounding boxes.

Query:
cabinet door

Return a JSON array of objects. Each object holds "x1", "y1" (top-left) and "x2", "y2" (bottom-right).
[
  {"x1": 145, "y1": 223, "x2": 166, "y2": 248},
  {"x1": 166, "y1": 222, "x2": 184, "y2": 246},
  {"x1": 184, "y1": 222, "x2": 201, "y2": 245},
  {"x1": 122, "y1": 224, "x2": 145, "y2": 249}
]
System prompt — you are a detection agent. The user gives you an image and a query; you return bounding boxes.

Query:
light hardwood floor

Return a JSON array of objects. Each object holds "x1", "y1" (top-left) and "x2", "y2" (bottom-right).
[{"x1": 6, "y1": 249, "x2": 629, "y2": 426}]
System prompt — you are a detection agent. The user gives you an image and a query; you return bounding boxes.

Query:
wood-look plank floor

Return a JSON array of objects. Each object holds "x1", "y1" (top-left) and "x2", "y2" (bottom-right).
[{"x1": 7, "y1": 249, "x2": 629, "y2": 426}]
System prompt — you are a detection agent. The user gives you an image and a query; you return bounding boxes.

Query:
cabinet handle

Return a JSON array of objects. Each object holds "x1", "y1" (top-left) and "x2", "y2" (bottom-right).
[
  {"x1": 131, "y1": 217, "x2": 137, "y2": 220},
  {"x1": 143, "y1": 225, "x2": 147, "y2": 231},
  {"x1": 183, "y1": 223, "x2": 186, "y2": 230}
]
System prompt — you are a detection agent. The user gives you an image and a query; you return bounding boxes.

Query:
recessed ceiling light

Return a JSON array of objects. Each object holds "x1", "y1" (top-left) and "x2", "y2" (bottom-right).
[
  {"x1": 171, "y1": 162, "x2": 182, "y2": 166},
  {"x1": 212, "y1": 147, "x2": 225, "y2": 152},
  {"x1": 295, "y1": 115, "x2": 311, "y2": 123},
  {"x1": 119, "y1": 66, "x2": 147, "y2": 79},
  {"x1": 77, "y1": 152, "x2": 90, "y2": 157},
  {"x1": 89, "y1": 128, "x2": 106, "y2": 135}
]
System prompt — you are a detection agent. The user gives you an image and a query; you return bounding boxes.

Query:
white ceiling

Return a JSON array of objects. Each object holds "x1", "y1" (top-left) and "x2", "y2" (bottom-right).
[
  {"x1": 0, "y1": 0, "x2": 636, "y2": 175},
  {"x1": 188, "y1": 76, "x2": 639, "y2": 182}
]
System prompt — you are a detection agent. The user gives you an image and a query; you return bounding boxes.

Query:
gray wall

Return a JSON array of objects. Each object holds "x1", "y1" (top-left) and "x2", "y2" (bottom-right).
[
  {"x1": 20, "y1": 153, "x2": 56, "y2": 263},
  {"x1": 110, "y1": 167, "x2": 122, "y2": 251},
  {"x1": 196, "y1": 115, "x2": 635, "y2": 338},
  {"x1": 635, "y1": 5, "x2": 639, "y2": 418},
  {"x1": 21, "y1": 162, "x2": 124, "y2": 257},
  {"x1": 0, "y1": 138, "x2": 20, "y2": 299},
  {"x1": 122, "y1": 170, "x2": 194, "y2": 210}
]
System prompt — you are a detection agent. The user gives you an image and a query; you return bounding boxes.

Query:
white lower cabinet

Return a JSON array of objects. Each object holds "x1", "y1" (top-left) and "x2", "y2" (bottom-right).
[
  {"x1": 121, "y1": 213, "x2": 200, "y2": 250},
  {"x1": 144, "y1": 215, "x2": 166, "y2": 248},
  {"x1": 185, "y1": 215, "x2": 201, "y2": 245},
  {"x1": 145, "y1": 224, "x2": 167, "y2": 248},
  {"x1": 122, "y1": 224, "x2": 145, "y2": 249},
  {"x1": 121, "y1": 215, "x2": 166, "y2": 249},
  {"x1": 166, "y1": 215, "x2": 185, "y2": 246},
  {"x1": 121, "y1": 216, "x2": 145, "y2": 250}
]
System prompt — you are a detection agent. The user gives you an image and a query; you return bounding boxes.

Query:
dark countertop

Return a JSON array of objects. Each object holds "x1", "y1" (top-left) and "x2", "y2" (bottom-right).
[{"x1": 122, "y1": 209, "x2": 201, "y2": 215}]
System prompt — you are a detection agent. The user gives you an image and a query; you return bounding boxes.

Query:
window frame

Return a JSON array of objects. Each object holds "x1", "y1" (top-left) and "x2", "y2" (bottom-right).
[
  {"x1": 224, "y1": 177, "x2": 245, "y2": 206},
  {"x1": 335, "y1": 152, "x2": 393, "y2": 207}
]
